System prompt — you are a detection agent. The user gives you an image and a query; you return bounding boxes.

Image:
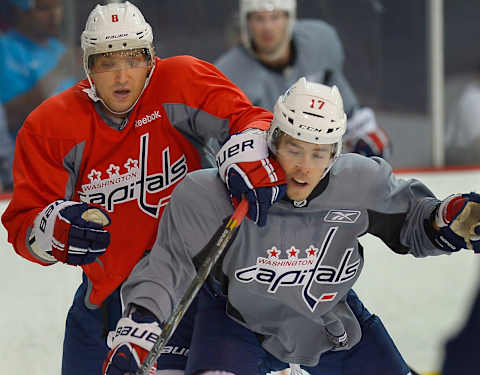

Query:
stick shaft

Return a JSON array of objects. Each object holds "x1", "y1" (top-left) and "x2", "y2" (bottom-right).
[{"x1": 136, "y1": 199, "x2": 248, "y2": 375}]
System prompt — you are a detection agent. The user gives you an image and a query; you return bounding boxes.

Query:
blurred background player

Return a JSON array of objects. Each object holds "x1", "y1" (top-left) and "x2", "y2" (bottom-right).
[
  {"x1": 1, "y1": 1, "x2": 286, "y2": 374},
  {"x1": 444, "y1": 73, "x2": 480, "y2": 165},
  {"x1": 0, "y1": 0, "x2": 78, "y2": 140},
  {"x1": 103, "y1": 77, "x2": 480, "y2": 375},
  {"x1": 215, "y1": 0, "x2": 391, "y2": 160}
]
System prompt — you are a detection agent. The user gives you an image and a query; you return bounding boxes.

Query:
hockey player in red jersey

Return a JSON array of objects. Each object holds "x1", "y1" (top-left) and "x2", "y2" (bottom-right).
[{"x1": 0, "y1": 2, "x2": 286, "y2": 374}]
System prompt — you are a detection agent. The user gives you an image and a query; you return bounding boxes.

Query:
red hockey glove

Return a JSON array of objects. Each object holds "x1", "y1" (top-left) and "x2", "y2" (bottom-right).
[
  {"x1": 226, "y1": 158, "x2": 286, "y2": 226},
  {"x1": 430, "y1": 193, "x2": 480, "y2": 252},
  {"x1": 31, "y1": 200, "x2": 111, "y2": 265},
  {"x1": 103, "y1": 307, "x2": 162, "y2": 375},
  {"x1": 217, "y1": 130, "x2": 286, "y2": 227}
]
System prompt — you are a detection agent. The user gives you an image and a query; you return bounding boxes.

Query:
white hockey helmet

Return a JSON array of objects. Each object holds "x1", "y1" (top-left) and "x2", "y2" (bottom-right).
[
  {"x1": 81, "y1": 1, "x2": 154, "y2": 74},
  {"x1": 239, "y1": 0, "x2": 296, "y2": 52},
  {"x1": 80, "y1": 1, "x2": 154, "y2": 115},
  {"x1": 267, "y1": 77, "x2": 347, "y2": 171}
]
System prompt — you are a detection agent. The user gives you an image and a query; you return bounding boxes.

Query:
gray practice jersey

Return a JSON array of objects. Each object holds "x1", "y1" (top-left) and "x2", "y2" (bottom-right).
[
  {"x1": 122, "y1": 154, "x2": 448, "y2": 366},
  {"x1": 215, "y1": 19, "x2": 358, "y2": 114}
]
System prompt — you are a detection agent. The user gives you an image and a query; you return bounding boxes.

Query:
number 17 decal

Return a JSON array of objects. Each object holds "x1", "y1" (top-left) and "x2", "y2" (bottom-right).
[{"x1": 310, "y1": 99, "x2": 325, "y2": 109}]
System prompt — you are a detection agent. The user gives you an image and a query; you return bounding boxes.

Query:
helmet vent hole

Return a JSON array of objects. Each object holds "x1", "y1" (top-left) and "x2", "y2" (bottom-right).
[
  {"x1": 297, "y1": 132, "x2": 301, "y2": 136},
  {"x1": 288, "y1": 117, "x2": 294, "y2": 125},
  {"x1": 327, "y1": 128, "x2": 333, "y2": 134},
  {"x1": 304, "y1": 111, "x2": 324, "y2": 119},
  {"x1": 108, "y1": 44, "x2": 112, "y2": 49},
  {"x1": 123, "y1": 42, "x2": 127, "y2": 47}
]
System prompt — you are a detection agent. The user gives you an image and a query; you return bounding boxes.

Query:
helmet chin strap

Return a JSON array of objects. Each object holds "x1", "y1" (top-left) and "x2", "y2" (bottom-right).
[{"x1": 83, "y1": 63, "x2": 156, "y2": 117}]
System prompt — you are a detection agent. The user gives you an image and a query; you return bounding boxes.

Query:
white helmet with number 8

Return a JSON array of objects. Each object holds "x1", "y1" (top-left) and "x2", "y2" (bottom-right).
[
  {"x1": 239, "y1": 0, "x2": 296, "y2": 52},
  {"x1": 267, "y1": 77, "x2": 347, "y2": 171},
  {"x1": 81, "y1": 1, "x2": 155, "y2": 114}
]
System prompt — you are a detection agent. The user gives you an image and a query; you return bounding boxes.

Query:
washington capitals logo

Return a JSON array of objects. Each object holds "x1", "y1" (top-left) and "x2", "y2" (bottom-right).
[
  {"x1": 78, "y1": 133, "x2": 188, "y2": 217},
  {"x1": 234, "y1": 227, "x2": 361, "y2": 312}
]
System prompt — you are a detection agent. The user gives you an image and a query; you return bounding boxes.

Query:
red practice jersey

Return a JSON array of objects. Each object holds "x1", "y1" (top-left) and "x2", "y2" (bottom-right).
[{"x1": 2, "y1": 56, "x2": 272, "y2": 306}]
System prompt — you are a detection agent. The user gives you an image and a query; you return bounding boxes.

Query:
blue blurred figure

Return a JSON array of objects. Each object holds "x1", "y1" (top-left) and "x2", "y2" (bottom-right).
[{"x1": 0, "y1": 0, "x2": 78, "y2": 140}]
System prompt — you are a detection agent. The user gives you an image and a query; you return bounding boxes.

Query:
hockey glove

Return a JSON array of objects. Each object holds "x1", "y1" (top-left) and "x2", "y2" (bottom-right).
[
  {"x1": 344, "y1": 107, "x2": 392, "y2": 159},
  {"x1": 217, "y1": 129, "x2": 286, "y2": 227},
  {"x1": 103, "y1": 306, "x2": 162, "y2": 375},
  {"x1": 31, "y1": 200, "x2": 111, "y2": 265},
  {"x1": 430, "y1": 193, "x2": 480, "y2": 252}
]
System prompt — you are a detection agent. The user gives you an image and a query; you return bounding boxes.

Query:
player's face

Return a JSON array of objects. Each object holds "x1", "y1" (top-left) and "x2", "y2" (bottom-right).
[
  {"x1": 247, "y1": 10, "x2": 289, "y2": 55},
  {"x1": 89, "y1": 50, "x2": 151, "y2": 116},
  {"x1": 276, "y1": 135, "x2": 333, "y2": 201}
]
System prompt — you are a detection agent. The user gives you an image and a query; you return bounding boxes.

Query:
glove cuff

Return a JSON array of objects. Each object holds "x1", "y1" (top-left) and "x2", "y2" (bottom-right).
[
  {"x1": 216, "y1": 130, "x2": 268, "y2": 182},
  {"x1": 107, "y1": 316, "x2": 162, "y2": 351},
  {"x1": 29, "y1": 200, "x2": 78, "y2": 263}
]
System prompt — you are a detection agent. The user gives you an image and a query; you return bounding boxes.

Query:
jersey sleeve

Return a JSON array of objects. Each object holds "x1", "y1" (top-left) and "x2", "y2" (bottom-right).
[
  {"x1": 1, "y1": 113, "x2": 80, "y2": 265},
  {"x1": 358, "y1": 156, "x2": 445, "y2": 257},
  {"x1": 159, "y1": 56, "x2": 273, "y2": 142},
  {"x1": 121, "y1": 170, "x2": 228, "y2": 322}
]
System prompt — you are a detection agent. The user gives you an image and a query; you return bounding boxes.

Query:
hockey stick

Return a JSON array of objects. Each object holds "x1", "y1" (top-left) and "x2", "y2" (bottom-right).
[{"x1": 136, "y1": 198, "x2": 249, "y2": 375}]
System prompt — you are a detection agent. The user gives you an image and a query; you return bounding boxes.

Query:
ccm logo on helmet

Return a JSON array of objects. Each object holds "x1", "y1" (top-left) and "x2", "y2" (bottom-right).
[{"x1": 299, "y1": 124, "x2": 322, "y2": 132}]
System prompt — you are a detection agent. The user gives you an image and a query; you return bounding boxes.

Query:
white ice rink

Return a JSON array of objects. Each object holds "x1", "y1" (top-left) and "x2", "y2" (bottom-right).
[{"x1": 2, "y1": 169, "x2": 480, "y2": 374}]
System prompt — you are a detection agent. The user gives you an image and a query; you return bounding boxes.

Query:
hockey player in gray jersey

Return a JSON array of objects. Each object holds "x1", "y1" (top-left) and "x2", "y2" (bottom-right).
[
  {"x1": 215, "y1": 0, "x2": 391, "y2": 160},
  {"x1": 103, "y1": 78, "x2": 480, "y2": 375}
]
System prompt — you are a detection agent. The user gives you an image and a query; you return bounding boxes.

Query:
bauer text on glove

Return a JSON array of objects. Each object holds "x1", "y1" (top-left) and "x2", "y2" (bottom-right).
[
  {"x1": 216, "y1": 130, "x2": 286, "y2": 226},
  {"x1": 103, "y1": 305, "x2": 163, "y2": 375}
]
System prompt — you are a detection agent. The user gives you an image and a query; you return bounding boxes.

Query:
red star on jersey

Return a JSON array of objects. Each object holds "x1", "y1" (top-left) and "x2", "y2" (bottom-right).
[
  {"x1": 306, "y1": 246, "x2": 318, "y2": 257},
  {"x1": 107, "y1": 164, "x2": 120, "y2": 177},
  {"x1": 124, "y1": 158, "x2": 139, "y2": 171},
  {"x1": 288, "y1": 246, "x2": 298, "y2": 259},
  {"x1": 88, "y1": 169, "x2": 102, "y2": 182},
  {"x1": 267, "y1": 247, "x2": 280, "y2": 258}
]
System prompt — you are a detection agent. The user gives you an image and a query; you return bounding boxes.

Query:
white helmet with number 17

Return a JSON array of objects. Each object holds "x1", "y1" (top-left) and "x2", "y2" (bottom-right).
[{"x1": 267, "y1": 77, "x2": 347, "y2": 173}]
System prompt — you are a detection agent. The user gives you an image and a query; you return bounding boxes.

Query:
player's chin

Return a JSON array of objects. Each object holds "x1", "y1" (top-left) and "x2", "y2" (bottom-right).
[{"x1": 286, "y1": 186, "x2": 311, "y2": 202}]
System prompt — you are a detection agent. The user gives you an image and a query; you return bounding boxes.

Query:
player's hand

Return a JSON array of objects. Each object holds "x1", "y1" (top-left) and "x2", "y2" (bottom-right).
[
  {"x1": 103, "y1": 306, "x2": 162, "y2": 375},
  {"x1": 350, "y1": 127, "x2": 391, "y2": 159},
  {"x1": 217, "y1": 130, "x2": 286, "y2": 226},
  {"x1": 32, "y1": 200, "x2": 111, "y2": 265},
  {"x1": 344, "y1": 107, "x2": 392, "y2": 159},
  {"x1": 226, "y1": 158, "x2": 287, "y2": 226},
  {"x1": 431, "y1": 193, "x2": 480, "y2": 252}
]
